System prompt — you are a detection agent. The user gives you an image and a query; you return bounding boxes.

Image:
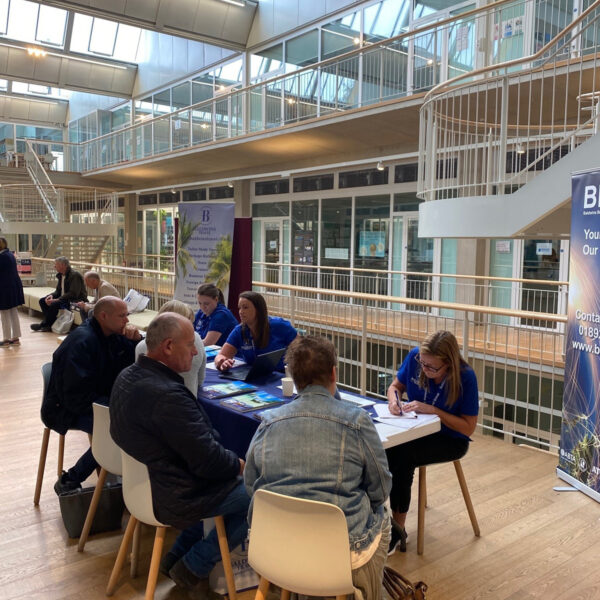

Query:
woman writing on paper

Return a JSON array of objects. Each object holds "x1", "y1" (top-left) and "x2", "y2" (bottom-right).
[
  {"x1": 385, "y1": 330, "x2": 478, "y2": 554},
  {"x1": 214, "y1": 291, "x2": 297, "y2": 372},
  {"x1": 193, "y1": 283, "x2": 238, "y2": 346}
]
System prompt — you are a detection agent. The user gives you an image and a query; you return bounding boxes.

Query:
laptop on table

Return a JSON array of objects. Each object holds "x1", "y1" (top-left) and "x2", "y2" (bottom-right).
[{"x1": 219, "y1": 348, "x2": 286, "y2": 383}]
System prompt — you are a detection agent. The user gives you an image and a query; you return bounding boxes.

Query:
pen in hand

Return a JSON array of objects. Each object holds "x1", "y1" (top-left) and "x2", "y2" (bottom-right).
[{"x1": 394, "y1": 390, "x2": 403, "y2": 416}]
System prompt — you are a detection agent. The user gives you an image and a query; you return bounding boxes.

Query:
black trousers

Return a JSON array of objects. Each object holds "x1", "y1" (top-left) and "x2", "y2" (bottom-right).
[
  {"x1": 38, "y1": 297, "x2": 61, "y2": 327},
  {"x1": 385, "y1": 431, "x2": 469, "y2": 514}
]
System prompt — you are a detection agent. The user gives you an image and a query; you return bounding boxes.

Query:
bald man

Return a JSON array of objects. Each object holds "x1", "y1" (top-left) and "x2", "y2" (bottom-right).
[
  {"x1": 110, "y1": 313, "x2": 248, "y2": 595},
  {"x1": 43, "y1": 296, "x2": 143, "y2": 494}
]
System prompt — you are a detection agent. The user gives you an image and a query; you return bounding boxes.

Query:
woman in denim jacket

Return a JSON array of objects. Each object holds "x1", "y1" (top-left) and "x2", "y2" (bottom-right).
[{"x1": 244, "y1": 336, "x2": 392, "y2": 600}]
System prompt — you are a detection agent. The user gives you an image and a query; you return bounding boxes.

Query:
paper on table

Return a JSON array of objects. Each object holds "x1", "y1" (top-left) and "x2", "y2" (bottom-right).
[
  {"x1": 206, "y1": 358, "x2": 246, "y2": 371},
  {"x1": 338, "y1": 391, "x2": 376, "y2": 407},
  {"x1": 373, "y1": 404, "x2": 439, "y2": 430}
]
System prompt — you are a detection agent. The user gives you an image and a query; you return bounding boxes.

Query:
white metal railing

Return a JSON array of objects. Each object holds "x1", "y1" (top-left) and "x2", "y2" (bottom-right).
[
  {"x1": 24, "y1": 140, "x2": 60, "y2": 221},
  {"x1": 418, "y1": 0, "x2": 600, "y2": 200},
  {"x1": 253, "y1": 260, "x2": 568, "y2": 328},
  {"x1": 0, "y1": 185, "x2": 118, "y2": 224},
  {"x1": 41, "y1": 0, "x2": 581, "y2": 174},
  {"x1": 255, "y1": 280, "x2": 566, "y2": 452}
]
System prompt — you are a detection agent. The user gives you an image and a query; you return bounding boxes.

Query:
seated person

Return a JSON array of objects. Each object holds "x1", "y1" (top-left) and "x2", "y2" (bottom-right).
[
  {"x1": 43, "y1": 297, "x2": 141, "y2": 493},
  {"x1": 76, "y1": 271, "x2": 120, "y2": 317},
  {"x1": 110, "y1": 313, "x2": 249, "y2": 596},
  {"x1": 385, "y1": 330, "x2": 479, "y2": 553},
  {"x1": 31, "y1": 257, "x2": 87, "y2": 332},
  {"x1": 136, "y1": 299, "x2": 206, "y2": 395},
  {"x1": 214, "y1": 291, "x2": 296, "y2": 372},
  {"x1": 194, "y1": 283, "x2": 238, "y2": 346},
  {"x1": 244, "y1": 336, "x2": 392, "y2": 600}
]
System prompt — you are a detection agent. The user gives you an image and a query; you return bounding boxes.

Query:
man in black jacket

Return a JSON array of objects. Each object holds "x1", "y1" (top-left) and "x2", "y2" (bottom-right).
[
  {"x1": 43, "y1": 296, "x2": 141, "y2": 492},
  {"x1": 110, "y1": 313, "x2": 249, "y2": 597},
  {"x1": 31, "y1": 256, "x2": 87, "y2": 332}
]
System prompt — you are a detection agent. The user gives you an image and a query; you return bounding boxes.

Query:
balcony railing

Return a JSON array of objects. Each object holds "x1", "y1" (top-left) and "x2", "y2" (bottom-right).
[
  {"x1": 19, "y1": 0, "x2": 582, "y2": 174},
  {"x1": 419, "y1": 0, "x2": 600, "y2": 200}
]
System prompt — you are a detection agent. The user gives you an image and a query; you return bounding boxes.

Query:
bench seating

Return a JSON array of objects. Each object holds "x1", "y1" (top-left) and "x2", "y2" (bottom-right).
[{"x1": 21, "y1": 287, "x2": 158, "y2": 330}]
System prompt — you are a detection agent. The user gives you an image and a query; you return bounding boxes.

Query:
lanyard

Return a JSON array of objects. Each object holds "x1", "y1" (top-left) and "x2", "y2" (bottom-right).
[{"x1": 425, "y1": 378, "x2": 446, "y2": 406}]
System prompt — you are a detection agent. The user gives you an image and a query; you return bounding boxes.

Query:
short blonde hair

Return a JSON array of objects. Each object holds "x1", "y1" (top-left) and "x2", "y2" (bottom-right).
[{"x1": 158, "y1": 299, "x2": 194, "y2": 322}]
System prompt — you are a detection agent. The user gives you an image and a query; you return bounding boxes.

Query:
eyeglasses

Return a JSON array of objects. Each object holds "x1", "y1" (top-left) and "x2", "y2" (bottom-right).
[{"x1": 415, "y1": 354, "x2": 446, "y2": 373}]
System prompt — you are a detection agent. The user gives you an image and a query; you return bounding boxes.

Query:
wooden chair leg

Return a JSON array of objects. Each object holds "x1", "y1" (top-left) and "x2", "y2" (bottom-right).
[
  {"x1": 34, "y1": 427, "x2": 51, "y2": 506},
  {"x1": 130, "y1": 521, "x2": 142, "y2": 578},
  {"x1": 145, "y1": 526, "x2": 167, "y2": 600},
  {"x1": 57, "y1": 434, "x2": 65, "y2": 476},
  {"x1": 335, "y1": 596, "x2": 347, "y2": 600},
  {"x1": 417, "y1": 466, "x2": 427, "y2": 555},
  {"x1": 280, "y1": 590, "x2": 290, "y2": 600},
  {"x1": 254, "y1": 576, "x2": 270, "y2": 600},
  {"x1": 107, "y1": 514, "x2": 138, "y2": 596},
  {"x1": 454, "y1": 460, "x2": 480, "y2": 537},
  {"x1": 77, "y1": 467, "x2": 107, "y2": 552},
  {"x1": 215, "y1": 515, "x2": 237, "y2": 600}
]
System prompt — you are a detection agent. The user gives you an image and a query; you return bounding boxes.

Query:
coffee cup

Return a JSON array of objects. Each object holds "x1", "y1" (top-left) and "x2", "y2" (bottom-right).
[{"x1": 281, "y1": 377, "x2": 295, "y2": 397}]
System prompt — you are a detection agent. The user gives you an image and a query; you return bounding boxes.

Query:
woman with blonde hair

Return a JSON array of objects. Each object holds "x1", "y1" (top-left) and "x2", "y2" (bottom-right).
[
  {"x1": 135, "y1": 299, "x2": 206, "y2": 395},
  {"x1": 385, "y1": 330, "x2": 479, "y2": 554}
]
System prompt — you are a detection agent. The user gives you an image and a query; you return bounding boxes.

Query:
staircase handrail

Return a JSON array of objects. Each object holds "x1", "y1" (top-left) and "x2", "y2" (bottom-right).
[
  {"x1": 24, "y1": 139, "x2": 60, "y2": 222},
  {"x1": 419, "y1": 0, "x2": 600, "y2": 199}
]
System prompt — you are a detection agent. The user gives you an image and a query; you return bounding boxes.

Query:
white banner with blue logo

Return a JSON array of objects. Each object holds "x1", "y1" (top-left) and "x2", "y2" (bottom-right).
[
  {"x1": 174, "y1": 202, "x2": 235, "y2": 306},
  {"x1": 557, "y1": 169, "x2": 600, "y2": 501}
]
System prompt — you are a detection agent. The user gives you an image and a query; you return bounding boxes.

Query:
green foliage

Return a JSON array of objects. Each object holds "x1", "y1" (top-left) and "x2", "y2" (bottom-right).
[
  {"x1": 205, "y1": 234, "x2": 232, "y2": 289},
  {"x1": 176, "y1": 213, "x2": 200, "y2": 280}
]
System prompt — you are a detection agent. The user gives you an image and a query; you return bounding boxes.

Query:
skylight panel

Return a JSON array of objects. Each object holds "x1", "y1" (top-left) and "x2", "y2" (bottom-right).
[
  {"x1": 0, "y1": 0, "x2": 9, "y2": 35},
  {"x1": 36, "y1": 4, "x2": 68, "y2": 47},
  {"x1": 89, "y1": 17, "x2": 118, "y2": 56}
]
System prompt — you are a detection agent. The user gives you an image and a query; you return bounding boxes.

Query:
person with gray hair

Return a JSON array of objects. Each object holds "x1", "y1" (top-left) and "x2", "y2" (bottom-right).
[
  {"x1": 135, "y1": 299, "x2": 207, "y2": 394},
  {"x1": 110, "y1": 312, "x2": 249, "y2": 596},
  {"x1": 31, "y1": 256, "x2": 87, "y2": 332},
  {"x1": 76, "y1": 270, "x2": 120, "y2": 317}
]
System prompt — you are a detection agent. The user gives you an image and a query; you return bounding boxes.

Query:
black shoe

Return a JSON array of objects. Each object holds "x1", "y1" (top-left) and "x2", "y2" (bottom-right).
[
  {"x1": 54, "y1": 471, "x2": 82, "y2": 496},
  {"x1": 30, "y1": 323, "x2": 43, "y2": 331},
  {"x1": 159, "y1": 551, "x2": 179, "y2": 579},
  {"x1": 169, "y1": 559, "x2": 210, "y2": 598},
  {"x1": 388, "y1": 522, "x2": 407, "y2": 555}
]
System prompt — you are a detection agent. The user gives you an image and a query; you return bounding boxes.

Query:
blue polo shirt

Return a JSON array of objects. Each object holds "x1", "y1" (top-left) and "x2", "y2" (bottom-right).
[
  {"x1": 225, "y1": 316, "x2": 297, "y2": 371},
  {"x1": 397, "y1": 347, "x2": 479, "y2": 440},
  {"x1": 193, "y1": 303, "x2": 238, "y2": 347}
]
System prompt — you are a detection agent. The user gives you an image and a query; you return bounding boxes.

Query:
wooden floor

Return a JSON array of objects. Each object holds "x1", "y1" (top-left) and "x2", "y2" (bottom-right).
[{"x1": 2, "y1": 311, "x2": 599, "y2": 600}]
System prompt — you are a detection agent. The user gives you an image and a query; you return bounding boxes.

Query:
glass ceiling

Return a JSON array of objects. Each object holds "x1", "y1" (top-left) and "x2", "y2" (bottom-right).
[{"x1": 0, "y1": 0, "x2": 142, "y2": 61}]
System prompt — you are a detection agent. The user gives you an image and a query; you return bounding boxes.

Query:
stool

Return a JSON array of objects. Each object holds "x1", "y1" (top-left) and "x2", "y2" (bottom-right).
[{"x1": 417, "y1": 459, "x2": 480, "y2": 554}]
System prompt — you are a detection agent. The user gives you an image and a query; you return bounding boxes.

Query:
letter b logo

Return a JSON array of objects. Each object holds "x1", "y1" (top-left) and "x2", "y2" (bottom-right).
[
  {"x1": 584, "y1": 186, "x2": 597, "y2": 209},
  {"x1": 202, "y1": 209, "x2": 210, "y2": 222}
]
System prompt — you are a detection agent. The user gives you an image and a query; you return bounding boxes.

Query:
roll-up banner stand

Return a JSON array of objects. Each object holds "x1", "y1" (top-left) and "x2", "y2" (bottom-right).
[{"x1": 557, "y1": 168, "x2": 600, "y2": 502}]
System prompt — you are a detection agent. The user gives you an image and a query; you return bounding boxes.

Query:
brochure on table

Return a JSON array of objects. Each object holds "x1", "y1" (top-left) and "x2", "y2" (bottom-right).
[
  {"x1": 220, "y1": 391, "x2": 284, "y2": 413},
  {"x1": 199, "y1": 380, "x2": 257, "y2": 400}
]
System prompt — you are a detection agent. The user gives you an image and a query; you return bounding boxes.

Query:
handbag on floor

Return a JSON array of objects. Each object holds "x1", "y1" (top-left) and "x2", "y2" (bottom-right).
[
  {"x1": 57, "y1": 481, "x2": 125, "y2": 539},
  {"x1": 51, "y1": 309, "x2": 75, "y2": 334},
  {"x1": 383, "y1": 566, "x2": 428, "y2": 600}
]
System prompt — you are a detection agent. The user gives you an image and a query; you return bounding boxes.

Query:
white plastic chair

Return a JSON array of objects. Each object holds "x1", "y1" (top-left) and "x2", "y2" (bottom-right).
[
  {"x1": 77, "y1": 403, "x2": 123, "y2": 552},
  {"x1": 33, "y1": 362, "x2": 67, "y2": 506},
  {"x1": 107, "y1": 450, "x2": 238, "y2": 600},
  {"x1": 248, "y1": 489, "x2": 355, "y2": 600}
]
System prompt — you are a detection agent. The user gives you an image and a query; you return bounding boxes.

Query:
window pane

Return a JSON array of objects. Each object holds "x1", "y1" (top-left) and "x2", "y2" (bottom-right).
[
  {"x1": 28, "y1": 83, "x2": 50, "y2": 95},
  {"x1": 286, "y1": 30, "x2": 319, "y2": 70},
  {"x1": 0, "y1": 0, "x2": 9, "y2": 34},
  {"x1": 113, "y1": 23, "x2": 141, "y2": 61},
  {"x1": 36, "y1": 4, "x2": 67, "y2": 46},
  {"x1": 251, "y1": 44, "x2": 283, "y2": 80},
  {"x1": 322, "y1": 11, "x2": 361, "y2": 60},
  {"x1": 6, "y1": 0, "x2": 38, "y2": 42},
  {"x1": 172, "y1": 82, "x2": 191, "y2": 110},
  {"x1": 89, "y1": 18, "x2": 118, "y2": 56},
  {"x1": 364, "y1": 0, "x2": 410, "y2": 43},
  {"x1": 70, "y1": 13, "x2": 93, "y2": 53}
]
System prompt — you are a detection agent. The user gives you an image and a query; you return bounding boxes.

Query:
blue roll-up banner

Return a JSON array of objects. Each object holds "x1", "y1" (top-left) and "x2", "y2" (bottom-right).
[
  {"x1": 174, "y1": 202, "x2": 235, "y2": 306},
  {"x1": 557, "y1": 169, "x2": 600, "y2": 502}
]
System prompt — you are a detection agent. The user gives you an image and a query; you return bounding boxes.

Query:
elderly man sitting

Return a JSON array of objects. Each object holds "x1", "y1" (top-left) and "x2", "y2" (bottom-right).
[
  {"x1": 76, "y1": 271, "x2": 120, "y2": 318},
  {"x1": 110, "y1": 313, "x2": 249, "y2": 597},
  {"x1": 244, "y1": 335, "x2": 392, "y2": 600}
]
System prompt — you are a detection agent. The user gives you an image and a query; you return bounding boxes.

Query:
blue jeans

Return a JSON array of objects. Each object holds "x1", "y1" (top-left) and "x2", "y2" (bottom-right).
[{"x1": 170, "y1": 480, "x2": 250, "y2": 578}]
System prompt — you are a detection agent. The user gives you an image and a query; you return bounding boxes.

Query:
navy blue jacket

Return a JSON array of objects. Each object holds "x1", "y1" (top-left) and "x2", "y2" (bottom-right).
[
  {"x1": 0, "y1": 249, "x2": 24, "y2": 310},
  {"x1": 42, "y1": 318, "x2": 137, "y2": 435},
  {"x1": 110, "y1": 356, "x2": 241, "y2": 529}
]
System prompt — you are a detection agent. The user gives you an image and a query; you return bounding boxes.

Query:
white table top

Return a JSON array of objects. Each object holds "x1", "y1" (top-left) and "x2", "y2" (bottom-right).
[{"x1": 374, "y1": 412, "x2": 441, "y2": 448}]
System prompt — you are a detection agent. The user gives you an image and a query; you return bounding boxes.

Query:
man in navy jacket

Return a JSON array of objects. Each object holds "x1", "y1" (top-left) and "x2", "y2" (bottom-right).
[
  {"x1": 110, "y1": 313, "x2": 248, "y2": 597},
  {"x1": 43, "y1": 296, "x2": 141, "y2": 492}
]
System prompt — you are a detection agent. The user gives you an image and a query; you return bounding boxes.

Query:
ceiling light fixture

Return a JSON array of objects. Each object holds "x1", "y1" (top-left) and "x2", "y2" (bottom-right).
[
  {"x1": 353, "y1": 37, "x2": 360, "y2": 45},
  {"x1": 219, "y1": 0, "x2": 246, "y2": 6},
  {"x1": 376, "y1": 161, "x2": 384, "y2": 171},
  {"x1": 27, "y1": 47, "x2": 47, "y2": 58},
  {"x1": 227, "y1": 181, "x2": 234, "y2": 188}
]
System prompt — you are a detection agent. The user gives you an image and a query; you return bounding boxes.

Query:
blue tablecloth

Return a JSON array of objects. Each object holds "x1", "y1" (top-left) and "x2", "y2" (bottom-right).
[{"x1": 198, "y1": 368, "x2": 289, "y2": 458}]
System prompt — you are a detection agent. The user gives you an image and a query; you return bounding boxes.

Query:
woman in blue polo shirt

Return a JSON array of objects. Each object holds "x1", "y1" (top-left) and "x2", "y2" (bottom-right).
[
  {"x1": 385, "y1": 330, "x2": 479, "y2": 554},
  {"x1": 214, "y1": 291, "x2": 297, "y2": 372},
  {"x1": 193, "y1": 283, "x2": 238, "y2": 346}
]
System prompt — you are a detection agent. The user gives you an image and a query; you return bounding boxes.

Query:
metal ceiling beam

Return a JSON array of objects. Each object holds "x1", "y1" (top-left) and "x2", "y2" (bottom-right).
[{"x1": 34, "y1": 0, "x2": 258, "y2": 51}]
